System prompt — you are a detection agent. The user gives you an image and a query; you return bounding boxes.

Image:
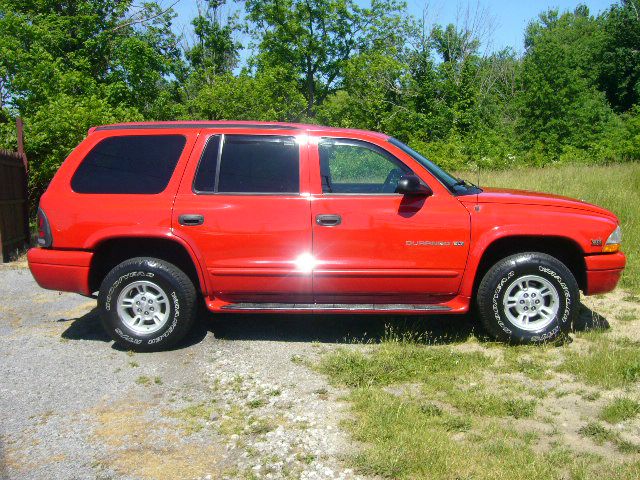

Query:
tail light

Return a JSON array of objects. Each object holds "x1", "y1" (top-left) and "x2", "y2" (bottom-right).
[{"x1": 37, "y1": 207, "x2": 52, "y2": 247}]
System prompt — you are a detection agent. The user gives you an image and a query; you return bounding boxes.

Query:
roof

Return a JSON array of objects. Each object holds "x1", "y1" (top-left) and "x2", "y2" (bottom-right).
[{"x1": 90, "y1": 121, "x2": 389, "y2": 138}]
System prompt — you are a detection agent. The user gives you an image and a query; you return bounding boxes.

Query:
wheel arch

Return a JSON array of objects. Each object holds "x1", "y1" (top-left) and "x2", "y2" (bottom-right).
[
  {"x1": 88, "y1": 235, "x2": 207, "y2": 295},
  {"x1": 465, "y1": 235, "x2": 586, "y2": 298}
]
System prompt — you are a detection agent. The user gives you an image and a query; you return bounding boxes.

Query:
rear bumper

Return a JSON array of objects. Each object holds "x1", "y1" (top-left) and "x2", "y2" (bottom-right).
[
  {"x1": 584, "y1": 252, "x2": 626, "y2": 295},
  {"x1": 27, "y1": 248, "x2": 94, "y2": 295}
]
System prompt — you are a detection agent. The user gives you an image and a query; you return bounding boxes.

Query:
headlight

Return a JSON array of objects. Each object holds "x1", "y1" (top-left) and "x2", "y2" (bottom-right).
[{"x1": 603, "y1": 225, "x2": 622, "y2": 253}]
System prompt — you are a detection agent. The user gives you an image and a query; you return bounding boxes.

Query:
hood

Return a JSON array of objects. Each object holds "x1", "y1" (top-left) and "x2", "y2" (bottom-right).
[{"x1": 468, "y1": 187, "x2": 616, "y2": 218}]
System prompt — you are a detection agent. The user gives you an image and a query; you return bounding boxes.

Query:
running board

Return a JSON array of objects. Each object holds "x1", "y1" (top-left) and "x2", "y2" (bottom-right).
[{"x1": 220, "y1": 303, "x2": 452, "y2": 312}]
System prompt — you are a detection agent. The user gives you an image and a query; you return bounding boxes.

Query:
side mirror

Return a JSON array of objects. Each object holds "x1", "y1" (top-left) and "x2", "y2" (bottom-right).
[{"x1": 395, "y1": 174, "x2": 433, "y2": 196}]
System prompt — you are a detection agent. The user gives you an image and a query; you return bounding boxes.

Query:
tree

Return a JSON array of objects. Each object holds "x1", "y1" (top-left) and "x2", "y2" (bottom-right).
[
  {"x1": 185, "y1": 67, "x2": 306, "y2": 121},
  {"x1": 598, "y1": 0, "x2": 640, "y2": 112},
  {"x1": 317, "y1": 50, "x2": 416, "y2": 135},
  {"x1": 185, "y1": 0, "x2": 240, "y2": 80},
  {"x1": 517, "y1": 7, "x2": 613, "y2": 156},
  {"x1": 244, "y1": 0, "x2": 407, "y2": 116},
  {"x1": 0, "y1": 0, "x2": 184, "y2": 205}
]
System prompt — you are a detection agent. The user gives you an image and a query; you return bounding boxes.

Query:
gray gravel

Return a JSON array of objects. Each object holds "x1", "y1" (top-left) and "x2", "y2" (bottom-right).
[{"x1": 0, "y1": 264, "x2": 385, "y2": 480}]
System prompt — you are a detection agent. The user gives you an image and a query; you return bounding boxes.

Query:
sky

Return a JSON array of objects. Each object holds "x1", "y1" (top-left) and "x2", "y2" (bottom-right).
[{"x1": 168, "y1": 0, "x2": 617, "y2": 61}]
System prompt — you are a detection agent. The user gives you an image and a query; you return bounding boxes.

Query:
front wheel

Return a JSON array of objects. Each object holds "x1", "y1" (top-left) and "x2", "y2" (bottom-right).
[
  {"x1": 98, "y1": 257, "x2": 197, "y2": 352},
  {"x1": 477, "y1": 252, "x2": 579, "y2": 344}
]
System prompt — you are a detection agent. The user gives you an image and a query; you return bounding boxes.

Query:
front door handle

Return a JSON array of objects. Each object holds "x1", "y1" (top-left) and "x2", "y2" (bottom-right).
[
  {"x1": 178, "y1": 214, "x2": 204, "y2": 226},
  {"x1": 316, "y1": 214, "x2": 342, "y2": 227}
]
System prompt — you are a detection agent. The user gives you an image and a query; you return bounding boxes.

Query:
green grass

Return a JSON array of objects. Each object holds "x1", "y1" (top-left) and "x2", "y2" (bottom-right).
[
  {"x1": 561, "y1": 336, "x2": 640, "y2": 389},
  {"x1": 338, "y1": 386, "x2": 640, "y2": 479},
  {"x1": 318, "y1": 327, "x2": 640, "y2": 479},
  {"x1": 600, "y1": 398, "x2": 640, "y2": 424},
  {"x1": 579, "y1": 422, "x2": 640, "y2": 454},
  {"x1": 473, "y1": 163, "x2": 640, "y2": 292},
  {"x1": 319, "y1": 333, "x2": 492, "y2": 388}
]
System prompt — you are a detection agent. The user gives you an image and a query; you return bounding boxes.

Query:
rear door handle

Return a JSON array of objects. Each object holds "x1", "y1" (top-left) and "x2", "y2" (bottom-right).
[
  {"x1": 178, "y1": 214, "x2": 204, "y2": 226},
  {"x1": 316, "y1": 214, "x2": 341, "y2": 226}
]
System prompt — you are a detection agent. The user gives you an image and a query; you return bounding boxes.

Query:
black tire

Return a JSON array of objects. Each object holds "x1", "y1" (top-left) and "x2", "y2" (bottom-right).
[
  {"x1": 98, "y1": 257, "x2": 197, "y2": 352},
  {"x1": 477, "y1": 252, "x2": 579, "y2": 344}
]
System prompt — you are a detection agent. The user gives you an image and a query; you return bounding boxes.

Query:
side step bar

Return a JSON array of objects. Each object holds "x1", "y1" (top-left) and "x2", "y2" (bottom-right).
[{"x1": 221, "y1": 303, "x2": 452, "y2": 311}]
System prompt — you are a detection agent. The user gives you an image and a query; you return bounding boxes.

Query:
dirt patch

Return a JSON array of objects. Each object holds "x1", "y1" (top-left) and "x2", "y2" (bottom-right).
[{"x1": 91, "y1": 400, "x2": 223, "y2": 480}]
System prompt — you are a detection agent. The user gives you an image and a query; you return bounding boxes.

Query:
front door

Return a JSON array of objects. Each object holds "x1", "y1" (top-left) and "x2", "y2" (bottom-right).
[
  {"x1": 173, "y1": 132, "x2": 313, "y2": 303},
  {"x1": 310, "y1": 138, "x2": 470, "y2": 304}
]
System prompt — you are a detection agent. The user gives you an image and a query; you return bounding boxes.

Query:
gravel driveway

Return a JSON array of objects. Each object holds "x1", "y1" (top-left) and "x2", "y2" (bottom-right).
[{"x1": 0, "y1": 263, "x2": 391, "y2": 480}]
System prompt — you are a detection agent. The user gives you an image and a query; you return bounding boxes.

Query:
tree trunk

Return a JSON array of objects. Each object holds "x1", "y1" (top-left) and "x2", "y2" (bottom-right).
[{"x1": 306, "y1": 59, "x2": 315, "y2": 117}]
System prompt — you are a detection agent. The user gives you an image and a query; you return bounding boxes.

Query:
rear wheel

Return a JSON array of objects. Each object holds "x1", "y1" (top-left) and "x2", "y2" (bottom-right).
[
  {"x1": 477, "y1": 252, "x2": 579, "y2": 344},
  {"x1": 98, "y1": 257, "x2": 197, "y2": 351}
]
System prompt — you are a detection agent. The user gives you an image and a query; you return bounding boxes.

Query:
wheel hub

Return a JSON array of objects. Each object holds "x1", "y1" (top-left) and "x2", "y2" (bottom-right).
[
  {"x1": 116, "y1": 280, "x2": 170, "y2": 334},
  {"x1": 502, "y1": 274, "x2": 560, "y2": 331}
]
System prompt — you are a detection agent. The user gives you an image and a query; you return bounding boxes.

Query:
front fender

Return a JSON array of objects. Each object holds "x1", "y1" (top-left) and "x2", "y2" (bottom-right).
[{"x1": 459, "y1": 203, "x2": 618, "y2": 297}]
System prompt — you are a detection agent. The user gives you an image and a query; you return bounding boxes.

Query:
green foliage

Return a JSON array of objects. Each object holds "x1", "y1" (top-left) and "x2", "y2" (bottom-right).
[
  {"x1": 184, "y1": 68, "x2": 306, "y2": 121},
  {"x1": 598, "y1": 0, "x2": 640, "y2": 111},
  {"x1": 0, "y1": 0, "x2": 182, "y2": 208},
  {"x1": 1, "y1": 0, "x2": 640, "y2": 207},
  {"x1": 186, "y1": 0, "x2": 239, "y2": 76},
  {"x1": 245, "y1": 0, "x2": 407, "y2": 115},
  {"x1": 517, "y1": 7, "x2": 614, "y2": 158}
]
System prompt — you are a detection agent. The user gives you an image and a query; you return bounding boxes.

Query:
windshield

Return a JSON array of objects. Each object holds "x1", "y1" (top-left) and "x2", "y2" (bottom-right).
[{"x1": 387, "y1": 137, "x2": 469, "y2": 193}]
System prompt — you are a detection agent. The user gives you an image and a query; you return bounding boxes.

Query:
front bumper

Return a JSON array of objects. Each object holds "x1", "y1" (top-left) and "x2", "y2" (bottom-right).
[
  {"x1": 27, "y1": 248, "x2": 94, "y2": 295},
  {"x1": 584, "y1": 252, "x2": 626, "y2": 295}
]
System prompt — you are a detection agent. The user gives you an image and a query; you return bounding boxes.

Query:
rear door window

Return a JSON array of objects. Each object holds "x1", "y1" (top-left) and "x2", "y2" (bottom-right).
[
  {"x1": 71, "y1": 135, "x2": 186, "y2": 194},
  {"x1": 193, "y1": 135, "x2": 299, "y2": 194}
]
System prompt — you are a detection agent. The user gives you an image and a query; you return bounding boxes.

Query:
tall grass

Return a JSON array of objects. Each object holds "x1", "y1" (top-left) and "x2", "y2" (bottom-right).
[{"x1": 470, "y1": 163, "x2": 639, "y2": 292}]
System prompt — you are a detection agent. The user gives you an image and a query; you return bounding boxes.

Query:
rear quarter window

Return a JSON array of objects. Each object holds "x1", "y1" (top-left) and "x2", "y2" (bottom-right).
[{"x1": 71, "y1": 135, "x2": 186, "y2": 194}]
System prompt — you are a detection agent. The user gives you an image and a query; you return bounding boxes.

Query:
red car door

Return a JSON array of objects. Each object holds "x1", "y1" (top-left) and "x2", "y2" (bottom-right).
[
  {"x1": 309, "y1": 135, "x2": 471, "y2": 304},
  {"x1": 173, "y1": 130, "x2": 313, "y2": 303}
]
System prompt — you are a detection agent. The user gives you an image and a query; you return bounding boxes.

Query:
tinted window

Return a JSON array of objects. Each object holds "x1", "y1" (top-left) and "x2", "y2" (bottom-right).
[
  {"x1": 319, "y1": 140, "x2": 410, "y2": 194},
  {"x1": 193, "y1": 135, "x2": 221, "y2": 192},
  {"x1": 217, "y1": 135, "x2": 299, "y2": 193},
  {"x1": 72, "y1": 135, "x2": 186, "y2": 194}
]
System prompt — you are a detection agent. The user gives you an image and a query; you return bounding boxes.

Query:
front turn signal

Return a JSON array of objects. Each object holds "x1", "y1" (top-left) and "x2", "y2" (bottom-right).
[{"x1": 603, "y1": 225, "x2": 622, "y2": 253}]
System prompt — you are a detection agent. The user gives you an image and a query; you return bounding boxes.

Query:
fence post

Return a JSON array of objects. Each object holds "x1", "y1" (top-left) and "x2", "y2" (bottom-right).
[
  {"x1": 16, "y1": 117, "x2": 27, "y2": 172},
  {"x1": 17, "y1": 117, "x2": 30, "y2": 247}
]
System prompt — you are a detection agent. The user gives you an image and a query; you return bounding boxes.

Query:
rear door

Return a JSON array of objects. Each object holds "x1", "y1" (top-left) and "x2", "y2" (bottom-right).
[
  {"x1": 173, "y1": 131, "x2": 313, "y2": 303},
  {"x1": 310, "y1": 136, "x2": 471, "y2": 304}
]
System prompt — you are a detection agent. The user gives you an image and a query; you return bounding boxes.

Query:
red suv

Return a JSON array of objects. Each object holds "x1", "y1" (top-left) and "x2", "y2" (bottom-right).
[{"x1": 28, "y1": 121, "x2": 626, "y2": 351}]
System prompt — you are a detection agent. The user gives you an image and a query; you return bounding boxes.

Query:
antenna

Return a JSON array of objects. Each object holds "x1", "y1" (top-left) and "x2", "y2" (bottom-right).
[{"x1": 476, "y1": 161, "x2": 481, "y2": 206}]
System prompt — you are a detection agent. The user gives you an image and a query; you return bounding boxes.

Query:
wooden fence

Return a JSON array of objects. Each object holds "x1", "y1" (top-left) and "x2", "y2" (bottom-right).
[{"x1": 0, "y1": 145, "x2": 29, "y2": 262}]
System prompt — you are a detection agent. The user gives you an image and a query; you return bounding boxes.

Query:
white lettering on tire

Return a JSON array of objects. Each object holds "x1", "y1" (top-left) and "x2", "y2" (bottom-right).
[
  {"x1": 492, "y1": 271, "x2": 514, "y2": 334},
  {"x1": 147, "y1": 291, "x2": 180, "y2": 345},
  {"x1": 105, "y1": 271, "x2": 154, "y2": 311}
]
